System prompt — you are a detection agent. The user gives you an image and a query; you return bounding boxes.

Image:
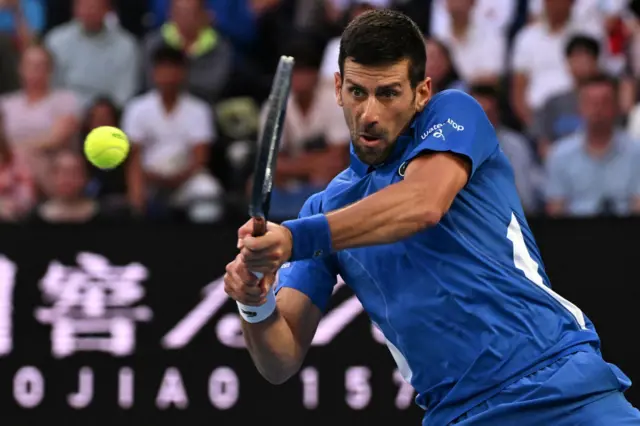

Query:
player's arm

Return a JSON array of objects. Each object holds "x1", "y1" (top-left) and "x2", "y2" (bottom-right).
[
  {"x1": 225, "y1": 263, "x2": 323, "y2": 384},
  {"x1": 243, "y1": 92, "x2": 496, "y2": 263},
  {"x1": 228, "y1": 193, "x2": 337, "y2": 384},
  {"x1": 327, "y1": 152, "x2": 469, "y2": 250}
]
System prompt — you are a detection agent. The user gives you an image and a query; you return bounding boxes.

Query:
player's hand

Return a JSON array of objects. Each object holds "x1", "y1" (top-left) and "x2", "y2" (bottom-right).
[
  {"x1": 224, "y1": 254, "x2": 267, "y2": 306},
  {"x1": 238, "y1": 219, "x2": 293, "y2": 276}
]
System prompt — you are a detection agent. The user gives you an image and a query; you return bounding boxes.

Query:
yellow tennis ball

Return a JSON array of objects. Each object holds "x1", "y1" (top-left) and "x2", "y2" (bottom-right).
[{"x1": 84, "y1": 126, "x2": 130, "y2": 170}]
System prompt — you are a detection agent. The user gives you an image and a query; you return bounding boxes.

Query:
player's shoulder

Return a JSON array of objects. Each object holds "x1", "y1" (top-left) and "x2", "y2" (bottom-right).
[
  {"x1": 429, "y1": 89, "x2": 481, "y2": 108},
  {"x1": 416, "y1": 89, "x2": 485, "y2": 129},
  {"x1": 299, "y1": 169, "x2": 354, "y2": 216},
  {"x1": 299, "y1": 191, "x2": 326, "y2": 216}
]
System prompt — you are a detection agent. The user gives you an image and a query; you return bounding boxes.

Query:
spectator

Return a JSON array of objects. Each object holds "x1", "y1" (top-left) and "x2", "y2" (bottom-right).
[
  {"x1": 319, "y1": 2, "x2": 378, "y2": 83},
  {"x1": 0, "y1": 44, "x2": 81, "y2": 187},
  {"x1": 123, "y1": 46, "x2": 223, "y2": 222},
  {"x1": 545, "y1": 75, "x2": 640, "y2": 217},
  {"x1": 0, "y1": 112, "x2": 35, "y2": 221},
  {"x1": 258, "y1": 38, "x2": 349, "y2": 220},
  {"x1": 28, "y1": 150, "x2": 129, "y2": 223},
  {"x1": 45, "y1": 0, "x2": 140, "y2": 109},
  {"x1": 511, "y1": 0, "x2": 601, "y2": 128},
  {"x1": 532, "y1": 34, "x2": 601, "y2": 159},
  {"x1": 143, "y1": 0, "x2": 234, "y2": 103},
  {"x1": 430, "y1": 0, "x2": 518, "y2": 40},
  {"x1": 425, "y1": 38, "x2": 466, "y2": 94},
  {"x1": 81, "y1": 97, "x2": 128, "y2": 203},
  {"x1": 440, "y1": 0, "x2": 507, "y2": 85},
  {"x1": 0, "y1": 0, "x2": 43, "y2": 51},
  {"x1": 470, "y1": 84, "x2": 541, "y2": 214}
]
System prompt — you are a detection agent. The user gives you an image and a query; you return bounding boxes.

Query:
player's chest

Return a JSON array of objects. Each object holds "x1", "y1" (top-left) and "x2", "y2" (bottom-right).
[{"x1": 325, "y1": 164, "x2": 407, "y2": 210}]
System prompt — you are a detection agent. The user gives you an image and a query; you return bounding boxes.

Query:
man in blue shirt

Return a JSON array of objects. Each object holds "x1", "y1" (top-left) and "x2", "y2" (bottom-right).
[{"x1": 224, "y1": 9, "x2": 640, "y2": 425}]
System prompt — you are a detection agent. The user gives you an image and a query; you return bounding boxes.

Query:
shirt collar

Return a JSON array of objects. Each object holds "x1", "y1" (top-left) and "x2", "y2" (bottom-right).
[{"x1": 349, "y1": 116, "x2": 417, "y2": 177}]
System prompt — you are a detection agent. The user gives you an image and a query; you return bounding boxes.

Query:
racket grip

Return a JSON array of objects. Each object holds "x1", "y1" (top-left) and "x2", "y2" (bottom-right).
[
  {"x1": 253, "y1": 217, "x2": 267, "y2": 237},
  {"x1": 251, "y1": 217, "x2": 266, "y2": 286}
]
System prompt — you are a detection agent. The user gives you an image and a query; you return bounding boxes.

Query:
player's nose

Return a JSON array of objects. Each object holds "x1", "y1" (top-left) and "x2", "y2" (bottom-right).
[{"x1": 360, "y1": 97, "x2": 380, "y2": 126}]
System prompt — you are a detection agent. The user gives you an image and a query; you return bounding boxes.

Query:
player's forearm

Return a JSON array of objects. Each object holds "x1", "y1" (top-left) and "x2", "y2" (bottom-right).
[
  {"x1": 282, "y1": 179, "x2": 440, "y2": 260},
  {"x1": 327, "y1": 180, "x2": 441, "y2": 250},
  {"x1": 241, "y1": 310, "x2": 304, "y2": 384}
]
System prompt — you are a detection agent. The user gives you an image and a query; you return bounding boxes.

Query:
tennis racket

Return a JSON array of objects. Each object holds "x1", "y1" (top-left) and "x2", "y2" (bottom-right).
[{"x1": 249, "y1": 55, "x2": 295, "y2": 279}]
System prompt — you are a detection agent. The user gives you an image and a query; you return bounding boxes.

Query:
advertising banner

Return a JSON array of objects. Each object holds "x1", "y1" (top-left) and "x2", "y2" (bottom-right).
[{"x1": 0, "y1": 220, "x2": 636, "y2": 425}]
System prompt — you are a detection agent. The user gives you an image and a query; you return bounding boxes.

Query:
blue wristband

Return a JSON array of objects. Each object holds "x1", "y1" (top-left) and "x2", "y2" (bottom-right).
[{"x1": 282, "y1": 214, "x2": 333, "y2": 261}]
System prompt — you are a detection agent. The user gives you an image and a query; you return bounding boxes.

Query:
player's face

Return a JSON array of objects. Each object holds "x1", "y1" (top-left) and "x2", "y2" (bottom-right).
[{"x1": 336, "y1": 58, "x2": 430, "y2": 165}]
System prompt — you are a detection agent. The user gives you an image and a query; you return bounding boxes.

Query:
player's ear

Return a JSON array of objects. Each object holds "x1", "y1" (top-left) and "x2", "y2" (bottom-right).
[
  {"x1": 415, "y1": 77, "x2": 431, "y2": 112},
  {"x1": 334, "y1": 72, "x2": 344, "y2": 106}
]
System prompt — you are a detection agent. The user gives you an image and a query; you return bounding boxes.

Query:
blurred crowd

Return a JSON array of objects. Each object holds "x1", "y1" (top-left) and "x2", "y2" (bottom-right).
[{"x1": 0, "y1": 0, "x2": 639, "y2": 224}]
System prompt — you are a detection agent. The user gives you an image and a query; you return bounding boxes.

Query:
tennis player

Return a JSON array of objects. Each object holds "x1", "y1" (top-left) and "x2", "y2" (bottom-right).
[{"x1": 224, "y1": 9, "x2": 640, "y2": 425}]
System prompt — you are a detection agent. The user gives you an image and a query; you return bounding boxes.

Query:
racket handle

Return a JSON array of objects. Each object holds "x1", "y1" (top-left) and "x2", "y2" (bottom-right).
[
  {"x1": 251, "y1": 217, "x2": 267, "y2": 286},
  {"x1": 252, "y1": 216, "x2": 267, "y2": 237}
]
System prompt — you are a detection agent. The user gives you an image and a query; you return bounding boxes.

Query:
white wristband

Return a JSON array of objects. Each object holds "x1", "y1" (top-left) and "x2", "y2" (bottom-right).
[{"x1": 237, "y1": 286, "x2": 276, "y2": 323}]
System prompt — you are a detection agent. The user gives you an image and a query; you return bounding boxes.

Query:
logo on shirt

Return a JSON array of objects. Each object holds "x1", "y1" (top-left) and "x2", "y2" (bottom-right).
[
  {"x1": 398, "y1": 161, "x2": 408, "y2": 177},
  {"x1": 420, "y1": 118, "x2": 465, "y2": 140}
]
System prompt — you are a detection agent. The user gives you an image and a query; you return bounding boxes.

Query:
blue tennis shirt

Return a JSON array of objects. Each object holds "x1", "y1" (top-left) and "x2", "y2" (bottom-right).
[{"x1": 275, "y1": 90, "x2": 629, "y2": 424}]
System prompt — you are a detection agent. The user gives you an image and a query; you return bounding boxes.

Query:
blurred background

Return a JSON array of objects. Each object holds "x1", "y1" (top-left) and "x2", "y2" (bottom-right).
[
  {"x1": 0, "y1": 0, "x2": 640, "y2": 425},
  {"x1": 1, "y1": 0, "x2": 639, "y2": 225}
]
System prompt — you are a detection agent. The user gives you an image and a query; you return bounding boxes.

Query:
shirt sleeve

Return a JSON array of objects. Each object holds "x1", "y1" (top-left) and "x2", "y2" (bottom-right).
[
  {"x1": 408, "y1": 91, "x2": 498, "y2": 177},
  {"x1": 274, "y1": 192, "x2": 339, "y2": 312}
]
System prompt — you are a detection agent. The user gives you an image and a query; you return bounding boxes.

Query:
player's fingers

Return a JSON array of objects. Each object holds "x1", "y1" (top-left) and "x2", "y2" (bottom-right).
[
  {"x1": 243, "y1": 258, "x2": 279, "y2": 275},
  {"x1": 240, "y1": 245, "x2": 284, "y2": 262},
  {"x1": 228, "y1": 255, "x2": 261, "y2": 286},
  {"x1": 224, "y1": 269, "x2": 264, "y2": 304},
  {"x1": 237, "y1": 219, "x2": 254, "y2": 241},
  {"x1": 242, "y1": 233, "x2": 279, "y2": 252}
]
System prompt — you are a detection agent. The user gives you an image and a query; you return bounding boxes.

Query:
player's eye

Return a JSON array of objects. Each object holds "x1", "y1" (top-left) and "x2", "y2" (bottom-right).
[
  {"x1": 349, "y1": 87, "x2": 366, "y2": 98},
  {"x1": 378, "y1": 89, "x2": 399, "y2": 98}
]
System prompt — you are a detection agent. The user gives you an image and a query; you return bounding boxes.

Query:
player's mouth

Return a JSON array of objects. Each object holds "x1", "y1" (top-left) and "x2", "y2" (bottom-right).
[{"x1": 359, "y1": 133, "x2": 382, "y2": 146}]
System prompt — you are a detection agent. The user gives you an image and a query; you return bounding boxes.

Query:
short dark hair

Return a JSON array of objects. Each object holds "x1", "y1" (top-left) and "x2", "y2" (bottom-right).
[
  {"x1": 579, "y1": 73, "x2": 618, "y2": 94},
  {"x1": 469, "y1": 84, "x2": 500, "y2": 101},
  {"x1": 339, "y1": 9, "x2": 426, "y2": 88},
  {"x1": 565, "y1": 34, "x2": 600, "y2": 58},
  {"x1": 152, "y1": 45, "x2": 187, "y2": 67}
]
